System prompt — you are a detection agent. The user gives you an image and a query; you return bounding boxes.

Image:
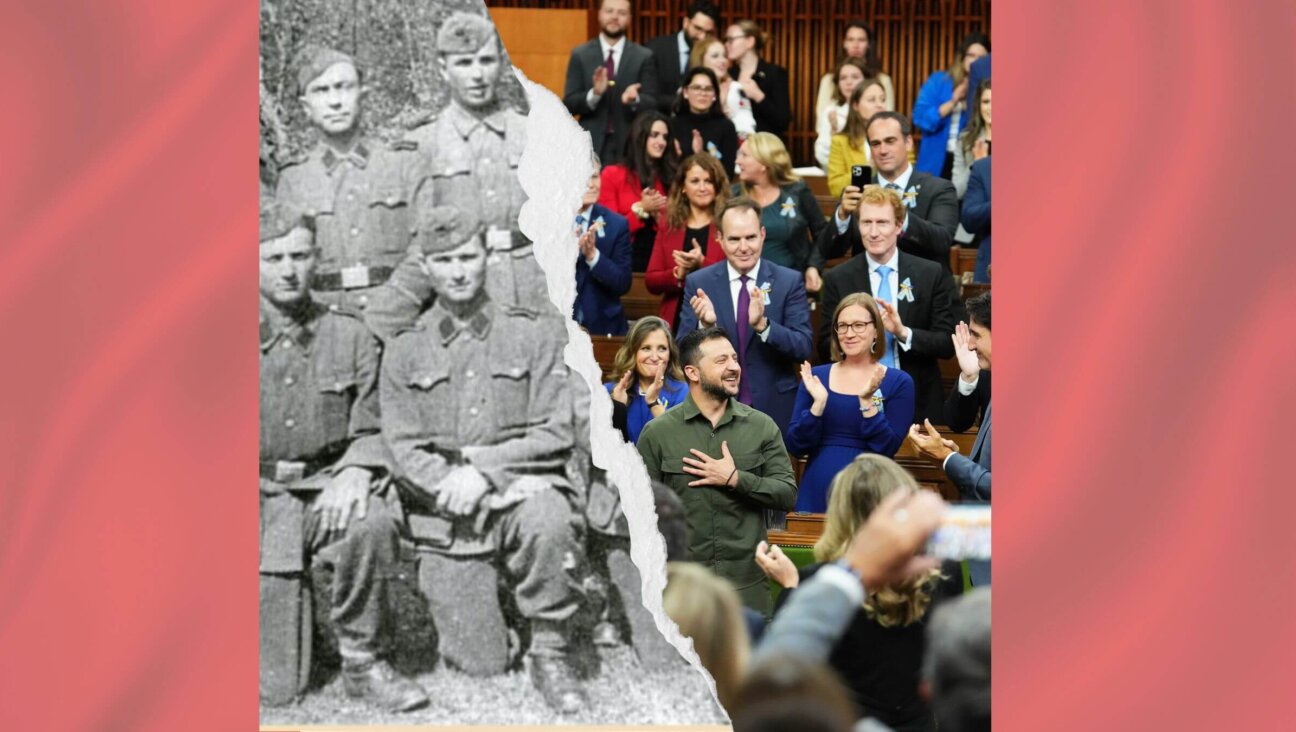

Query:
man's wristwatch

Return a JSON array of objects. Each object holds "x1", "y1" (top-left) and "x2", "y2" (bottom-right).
[{"x1": 646, "y1": 399, "x2": 660, "y2": 408}]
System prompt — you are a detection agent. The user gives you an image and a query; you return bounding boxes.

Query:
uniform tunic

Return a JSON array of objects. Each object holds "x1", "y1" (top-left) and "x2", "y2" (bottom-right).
[
  {"x1": 275, "y1": 139, "x2": 431, "y2": 312},
  {"x1": 636, "y1": 394, "x2": 797, "y2": 614}
]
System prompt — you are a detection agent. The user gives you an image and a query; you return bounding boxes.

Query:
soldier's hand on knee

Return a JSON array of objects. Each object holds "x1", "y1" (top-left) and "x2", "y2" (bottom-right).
[
  {"x1": 317, "y1": 466, "x2": 372, "y2": 533},
  {"x1": 436, "y1": 465, "x2": 491, "y2": 517}
]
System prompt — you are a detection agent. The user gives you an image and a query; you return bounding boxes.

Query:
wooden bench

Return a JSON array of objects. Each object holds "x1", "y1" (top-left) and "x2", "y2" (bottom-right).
[
  {"x1": 623, "y1": 273, "x2": 659, "y2": 324},
  {"x1": 949, "y1": 246, "x2": 978, "y2": 279},
  {"x1": 589, "y1": 335, "x2": 625, "y2": 382}
]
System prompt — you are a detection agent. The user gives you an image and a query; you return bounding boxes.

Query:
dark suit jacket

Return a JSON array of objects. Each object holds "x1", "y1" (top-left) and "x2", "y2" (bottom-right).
[
  {"x1": 814, "y1": 170, "x2": 959, "y2": 271},
  {"x1": 564, "y1": 39, "x2": 659, "y2": 166},
  {"x1": 818, "y1": 251, "x2": 964, "y2": 423},
  {"x1": 677, "y1": 259, "x2": 813, "y2": 435},
  {"x1": 574, "y1": 204, "x2": 633, "y2": 336},
  {"x1": 962, "y1": 157, "x2": 991, "y2": 283},
  {"x1": 646, "y1": 32, "x2": 687, "y2": 113},
  {"x1": 744, "y1": 59, "x2": 792, "y2": 140},
  {"x1": 944, "y1": 370, "x2": 990, "y2": 433}
]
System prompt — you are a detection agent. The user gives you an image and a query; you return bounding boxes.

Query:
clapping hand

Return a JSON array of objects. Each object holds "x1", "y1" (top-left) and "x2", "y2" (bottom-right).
[
  {"x1": 577, "y1": 227, "x2": 598, "y2": 262},
  {"x1": 610, "y1": 368, "x2": 634, "y2": 405},
  {"x1": 799, "y1": 360, "x2": 828, "y2": 415},
  {"x1": 640, "y1": 187, "x2": 668, "y2": 214},
  {"x1": 691, "y1": 128, "x2": 704, "y2": 154},
  {"x1": 973, "y1": 137, "x2": 991, "y2": 161},
  {"x1": 843, "y1": 489, "x2": 945, "y2": 589},
  {"x1": 621, "y1": 82, "x2": 642, "y2": 105},
  {"x1": 755, "y1": 541, "x2": 800, "y2": 589},
  {"x1": 747, "y1": 282, "x2": 767, "y2": 330},
  {"x1": 682, "y1": 440, "x2": 738, "y2": 488},
  {"x1": 804, "y1": 267, "x2": 822, "y2": 294},
  {"x1": 643, "y1": 361, "x2": 665, "y2": 405},
  {"x1": 877, "y1": 298, "x2": 907, "y2": 339},
  {"x1": 690, "y1": 288, "x2": 717, "y2": 326},
  {"x1": 592, "y1": 66, "x2": 609, "y2": 96},
  {"x1": 671, "y1": 238, "x2": 705, "y2": 278},
  {"x1": 951, "y1": 78, "x2": 968, "y2": 103},
  {"x1": 951, "y1": 321, "x2": 980, "y2": 382},
  {"x1": 907, "y1": 419, "x2": 958, "y2": 463}
]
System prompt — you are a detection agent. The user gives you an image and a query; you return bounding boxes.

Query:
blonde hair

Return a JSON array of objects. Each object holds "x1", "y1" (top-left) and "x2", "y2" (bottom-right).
[
  {"x1": 730, "y1": 19, "x2": 770, "y2": 52},
  {"x1": 828, "y1": 292, "x2": 885, "y2": 362},
  {"x1": 689, "y1": 38, "x2": 726, "y2": 78},
  {"x1": 813, "y1": 455, "x2": 943, "y2": 628},
  {"x1": 663, "y1": 562, "x2": 750, "y2": 712},
  {"x1": 738, "y1": 132, "x2": 798, "y2": 193},
  {"x1": 856, "y1": 183, "x2": 907, "y2": 228}
]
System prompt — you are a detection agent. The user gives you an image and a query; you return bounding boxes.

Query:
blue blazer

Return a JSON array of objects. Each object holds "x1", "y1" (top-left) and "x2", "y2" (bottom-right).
[
  {"x1": 676, "y1": 259, "x2": 813, "y2": 435},
  {"x1": 962, "y1": 157, "x2": 991, "y2": 283},
  {"x1": 573, "y1": 203, "x2": 633, "y2": 336},
  {"x1": 911, "y1": 71, "x2": 971, "y2": 176}
]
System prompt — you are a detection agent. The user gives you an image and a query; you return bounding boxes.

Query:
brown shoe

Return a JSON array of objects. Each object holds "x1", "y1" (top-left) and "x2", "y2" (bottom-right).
[
  {"x1": 528, "y1": 654, "x2": 586, "y2": 714},
  {"x1": 342, "y1": 660, "x2": 429, "y2": 713}
]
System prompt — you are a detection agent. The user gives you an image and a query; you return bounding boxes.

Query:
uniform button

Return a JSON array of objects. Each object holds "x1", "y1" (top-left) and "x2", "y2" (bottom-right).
[
  {"x1": 281, "y1": 340, "x2": 293, "y2": 349},
  {"x1": 347, "y1": 193, "x2": 355, "y2": 201},
  {"x1": 350, "y1": 227, "x2": 360, "y2": 236},
  {"x1": 285, "y1": 418, "x2": 296, "y2": 428},
  {"x1": 284, "y1": 376, "x2": 295, "y2": 385},
  {"x1": 482, "y1": 158, "x2": 492, "y2": 165},
  {"x1": 465, "y1": 369, "x2": 475, "y2": 378},
  {"x1": 486, "y1": 190, "x2": 496, "y2": 197},
  {"x1": 386, "y1": 196, "x2": 398, "y2": 205},
  {"x1": 469, "y1": 407, "x2": 479, "y2": 416},
  {"x1": 357, "y1": 294, "x2": 369, "y2": 306}
]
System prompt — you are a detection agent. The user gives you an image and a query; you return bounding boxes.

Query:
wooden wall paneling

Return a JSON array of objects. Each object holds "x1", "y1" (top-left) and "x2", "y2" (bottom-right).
[
  {"x1": 487, "y1": 0, "x2": 989, "y2": 164},
  {"x1": 490, "y1": 8, "x2": 590, "y2": 99}
]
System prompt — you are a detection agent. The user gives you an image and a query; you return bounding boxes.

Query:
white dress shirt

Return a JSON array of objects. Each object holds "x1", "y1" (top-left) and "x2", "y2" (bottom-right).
[
  {"x1": 865, "y1": 248, "x2": 914, "y2": 356},
  {"x1": 586, "y1": 36, "x2": 626, "y2": 109},
  {"x1": 699, "y1": 260, "x2": 772, "y2": 342},
  {"x1": 575, "y1": 205, "x2": 600, "y2": 267}
]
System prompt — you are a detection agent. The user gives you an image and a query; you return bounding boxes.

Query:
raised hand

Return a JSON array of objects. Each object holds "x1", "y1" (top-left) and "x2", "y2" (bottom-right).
[
  {"x1": 952, "y1": 321, "x2": 980, "y2": 381},
  {"x1": 804, "y1": 267, "x2": 822, "y2": 294},
  {"x1": 877, "y1": 297, "x2": 906, "y2": 338},
  {"x1": 577, "y1": 227, "x2": 598, "y2": 262},
  {"x1": 843, "y1": 489, "x2": 946, "y2": 590},
  {"x1": 838, "y1": 185, "x2": 863, "y2": 221},
  {"x1": 973, "y1": 137, "x2": 991, "y2": 161},
  {"x1": 827, "y1": 108, "x2": 840, "y2": 130},
  {"x1": 690, "y1": 288, "x2": 717, "y2": 326},
  {"x1": 592, "y1": 65, "x2": 609, "y2": 96},
  {"x1": 644, "y1": 361, "x2": 666, "y2": 404},
  {"x1": 951, "y1": 78, "x2": 968, "y2": 103},
  {"x1": 799, "y1": 360, "x2": 828, "y2": 415},
  {"x1": 691, "y1": 128, "x2": 704, "y2": 154},
  {"x1": 860, "y1": 362, "x2": 887, "y2": 399}
]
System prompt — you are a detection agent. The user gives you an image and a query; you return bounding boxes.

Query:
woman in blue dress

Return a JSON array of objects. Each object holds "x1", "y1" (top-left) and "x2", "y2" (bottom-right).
[
  {"x1": 786, "y1": 293, "x2": 914, "y2": 513},
  {"x1": 606, "y1": 316, "x2": 689, "y2": 443}
]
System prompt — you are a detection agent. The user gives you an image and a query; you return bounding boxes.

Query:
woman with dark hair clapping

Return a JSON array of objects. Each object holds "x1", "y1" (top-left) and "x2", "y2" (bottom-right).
[
  {"x1": 645, "y1": 153, "x2": 729, "y2": 329},
  {"x1": 669, "y1": 67, "x2": 740, "y2": 169},
  {"x1": 599, "y1": 110, "x2": 681, "y2": 271}
]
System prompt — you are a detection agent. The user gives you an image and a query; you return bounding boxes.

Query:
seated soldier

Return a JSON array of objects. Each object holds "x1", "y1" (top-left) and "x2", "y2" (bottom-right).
[
  {"x1": 258, "y1": 199, "x2": 426, "y2": 712},
  {"x1": 379, "y1": 208, "x2": 592, "y2": 714}
]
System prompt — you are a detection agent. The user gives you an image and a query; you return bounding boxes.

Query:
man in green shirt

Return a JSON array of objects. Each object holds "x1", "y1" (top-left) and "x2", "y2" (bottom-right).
[{"x1": 636, "y1": 326, "x2": 797, "y2": 615}]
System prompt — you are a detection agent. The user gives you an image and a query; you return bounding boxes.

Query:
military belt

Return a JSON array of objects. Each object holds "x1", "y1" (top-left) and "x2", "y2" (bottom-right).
[
  {"x1": 259, "y1": 442, "x2": 348, "y2": 482},
  {"x1": 313, "y1": 265, "x2": 395, "y2": 291}
]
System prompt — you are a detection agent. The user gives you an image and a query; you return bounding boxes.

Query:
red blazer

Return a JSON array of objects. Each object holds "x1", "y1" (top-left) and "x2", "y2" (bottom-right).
[
  {"x1": 645, "y1": 223, "x2": 727, "y2": 326},
  {"x1": 598, "y1": 164, "x2": 666, "y2": 237}
]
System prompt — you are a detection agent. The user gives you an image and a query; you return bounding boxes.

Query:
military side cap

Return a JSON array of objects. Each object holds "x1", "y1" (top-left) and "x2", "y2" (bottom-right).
[
  {"x1": 415, "y1": 206, "x2": 483, "y2": 255},
  {"x1": 295, "y1": 46, "x2": 358, "y2": 92},
  {"x1": 260, "y1": 198, "x2": 309, "y2": 243},
  {"x1": 437, "y1": 12, "x2": 496, "y2": 54}
]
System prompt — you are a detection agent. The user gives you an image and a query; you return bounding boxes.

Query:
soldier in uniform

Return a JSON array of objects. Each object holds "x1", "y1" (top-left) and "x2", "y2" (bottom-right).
[
  {"x1": 275, "y1": 47, "x2": 431, "y2": 314},
  {"x1": 258, "y1": 199, "x2": 427, "y2": 712},
  {"x1": 366, "y1": 12, "x2": 549, "y2": 341},
  {"x1": 379, "y1": 207, "x2": 591, "y2": 714}
]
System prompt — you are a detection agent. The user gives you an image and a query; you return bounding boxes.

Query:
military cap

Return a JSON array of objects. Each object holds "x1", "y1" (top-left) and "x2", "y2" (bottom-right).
[
  {"x1": 414, "y1": 206, "x2": 484, "y2": 255},
  {"x1": 436, "y1": 13, "x2": 496, "y2": 54},
  {"x1": 260, "y1": 198, "x2": 310, "y2": 243},
  {"x1": 295, "y1": 46, "x2": 359, "y2": 93}
]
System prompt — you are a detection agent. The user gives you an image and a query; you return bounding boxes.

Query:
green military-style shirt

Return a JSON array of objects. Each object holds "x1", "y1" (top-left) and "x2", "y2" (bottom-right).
[
  {"x1": 636, "y1": 394, "x2": 797, "y2": 612},
  {"x1": 379, "y1": 296, "x2": 573, "y2": 555}
]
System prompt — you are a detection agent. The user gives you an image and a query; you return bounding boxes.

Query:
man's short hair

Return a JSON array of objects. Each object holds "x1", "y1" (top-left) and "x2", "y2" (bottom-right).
[
  {"x1": 923, "y1": 588, "x2": 991, "y2": 732},
  {"x1": 856, "y1": 184, "x2": 907, "y2": 228},
  {"x1": 965, "y1": 291, "x2": 991, "y2": 330},
  {"x1": 685, "y1": 0, "x2": 721, "y2": 26},
  {"x1": 865, "y1": 110, "x2": 913, "y2": 138},
  {"x1": 717, "y1": 196, "x2": 761, "y2": 234},
  {"x1": 679, "y1": 326, "x2": 729, "y2": 369},
  {"x1": 652, "y1": 481, "x2": 688, "y2": 562}
]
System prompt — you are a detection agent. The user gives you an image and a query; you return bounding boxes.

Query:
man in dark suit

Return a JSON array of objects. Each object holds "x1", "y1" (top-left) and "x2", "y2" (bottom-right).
[
  {"x1": 677, "y1": 197, "x2": 813, "y2": 436},
  {"x1": 572, "y1": 161, "x2": 633, "y2": 335},
  {"x1": 815, "y1": 111, "x2": 959, "y2": 271},
  {"x1": 818, "y1": 186, "x2": 962, "y2": 424},
  {"x1": 963, "y1": 156, "x2": 991, "y2": 283},
  {"x1": 644, "y1": 1, "x2": 721, "y2": 113},
  {"x1": 563, "y1": 0, "x2": 659, "y2": 166},
  {"x1": 911, "y1": 291, "x2": 991, "y2": 584}
]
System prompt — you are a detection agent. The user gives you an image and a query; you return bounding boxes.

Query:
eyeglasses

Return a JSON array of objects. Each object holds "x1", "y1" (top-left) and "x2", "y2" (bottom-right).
[
  {"x1": 834, "y1": 321, "x2": 874, "y2": 334},
  {"x1": 686, "y1": 85, "x2": 716, "y2": 94},
  {"x1": 722, "y1": 34, "x2": 748, "y2": 43}
]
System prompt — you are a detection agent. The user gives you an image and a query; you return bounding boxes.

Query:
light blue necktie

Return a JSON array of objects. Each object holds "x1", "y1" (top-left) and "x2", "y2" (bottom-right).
[
  {"x1": 575, "y1": 214, "x2": 587, "y2": 235},
  {"x1": 874, "y1": 264, "x2": 896, "y2": 367}
]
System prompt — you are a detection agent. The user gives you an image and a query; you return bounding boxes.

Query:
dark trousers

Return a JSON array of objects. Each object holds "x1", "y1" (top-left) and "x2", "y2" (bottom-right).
[
  {"x1": 260, "y1": 494, "x2": 401, "y2": 704},
  {"x1": 416, "y1": 488, "x2": 584, "y2": 676},
  {"x1": 587, "y1": 532, "x2": 681, "y2": 669}
]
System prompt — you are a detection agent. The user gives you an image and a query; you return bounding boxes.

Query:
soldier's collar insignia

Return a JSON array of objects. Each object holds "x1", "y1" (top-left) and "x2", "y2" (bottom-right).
[{"x1": 321, "y1": 142, "x2": 371, "y2": 173}]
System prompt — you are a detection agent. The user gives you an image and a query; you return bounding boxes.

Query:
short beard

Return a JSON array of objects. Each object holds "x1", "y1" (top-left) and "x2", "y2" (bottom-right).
[
  {"x1": 602, "y1": 25, "x2": 626, "y2": 40},
  {"x1": 699, "y1": 373, "x2": 734, "y2": 401}
]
